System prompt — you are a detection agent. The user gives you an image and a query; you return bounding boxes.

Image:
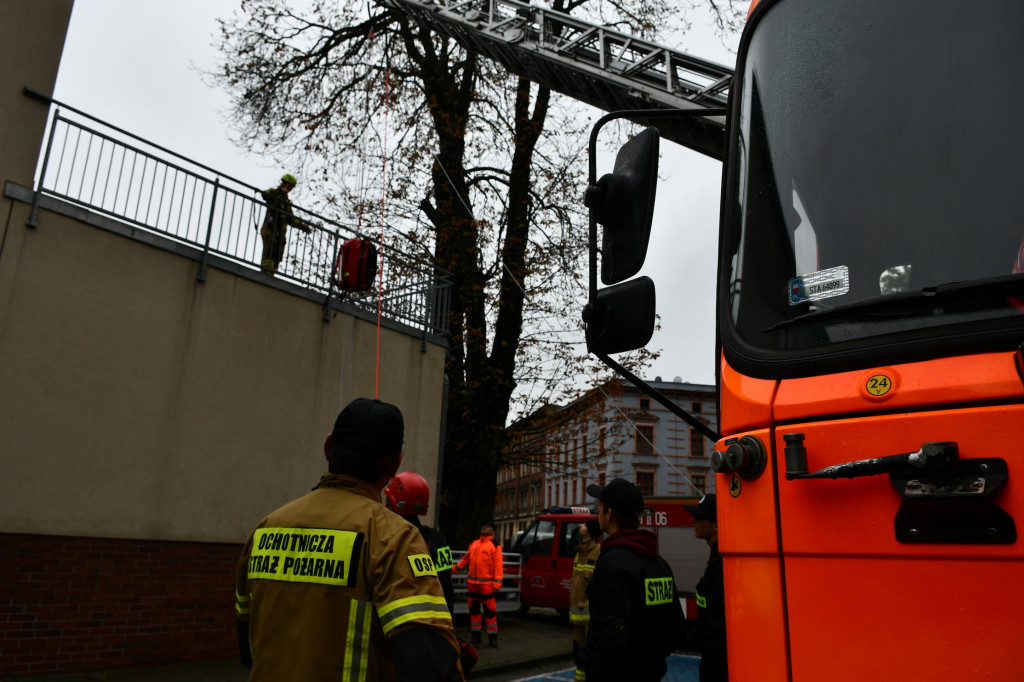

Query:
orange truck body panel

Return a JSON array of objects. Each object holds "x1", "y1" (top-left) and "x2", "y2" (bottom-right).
[{"x1": 719, "y1": 352, "x2": 1024, "y2": 680}]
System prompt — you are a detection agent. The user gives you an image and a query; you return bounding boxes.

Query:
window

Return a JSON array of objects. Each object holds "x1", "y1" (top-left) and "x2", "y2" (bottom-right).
[
  {"x1": 691, "y1": 472, "x2": 707, "y2": 496},
  {"x1": 639, "y1": 398, "x2": 650, "y2": 410},
  {"x1": 519, "y1": 520, "x2": 555, "y2": 558},
  {"x1": 636, "y1": 470, "x2": 655, "y2": 497},
  {"x1": 691, "y1": 428, "x2": 704, "y2": 458},
  {"x1": 572, "y1": 438, "x2": 579, "y2": 467},
  {"x1": 635, "y1": 424, "x2": 654, "y2": 455},
  {"x1": 599, "y1": 425, "x2": 606, "y2": 456},
  {"x1": 561, "y1": 522, "x2": 584, "y2": 558},
  {"x1": 692, "y1": 401, "x2": 702, "y2": 413}
]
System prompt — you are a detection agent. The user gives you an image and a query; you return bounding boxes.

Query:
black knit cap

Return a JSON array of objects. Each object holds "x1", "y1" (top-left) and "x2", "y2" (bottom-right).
[
  {"x1": 332, "y1": 398, "x2": 404, "y2": 455},
  {"x1": 587, "y1": 477, "x2": 644, "y2": 517},
  {"x1": 584, "y1": 518, "x2": 603, "y2": 540}
]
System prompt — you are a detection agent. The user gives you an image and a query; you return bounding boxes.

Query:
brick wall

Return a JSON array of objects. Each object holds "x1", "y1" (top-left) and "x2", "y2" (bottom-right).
[{"x1": 0, "y1": 533, "x2": 242, "y2": 677}]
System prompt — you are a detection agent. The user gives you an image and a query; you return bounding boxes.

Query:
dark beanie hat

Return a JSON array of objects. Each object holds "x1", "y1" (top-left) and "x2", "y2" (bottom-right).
[
  {"x1": 585, "y1": 518, "x2": 603, "y2": 540},
  {"x1": 332, "y1": 398, "x2": 404, "y2": 455}
]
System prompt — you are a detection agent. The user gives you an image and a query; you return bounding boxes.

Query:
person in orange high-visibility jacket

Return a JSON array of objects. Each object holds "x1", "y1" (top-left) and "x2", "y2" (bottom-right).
[{"x1": 454, "y1": 523, "x2": 503, "y2": 647}]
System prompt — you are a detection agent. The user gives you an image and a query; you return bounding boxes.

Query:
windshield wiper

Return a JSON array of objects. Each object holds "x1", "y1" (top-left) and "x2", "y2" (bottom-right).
[{"x1": 765, "y1": 274, "x2": 1024, "y2": 332}]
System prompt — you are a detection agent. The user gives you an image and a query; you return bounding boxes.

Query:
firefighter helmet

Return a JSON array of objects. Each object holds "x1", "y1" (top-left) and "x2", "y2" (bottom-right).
[
  {"x1": 384, "y1": 472, "x2": 430, "y2": 515},
  {"x1": 280, "y1": 173, "x2": 297, "y2": 186}
]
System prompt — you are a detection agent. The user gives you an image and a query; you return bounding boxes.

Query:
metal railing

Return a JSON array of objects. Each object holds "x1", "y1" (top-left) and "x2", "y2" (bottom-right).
[{"x1": 29, "y1": 100, "x2": 451, "y2": 335}]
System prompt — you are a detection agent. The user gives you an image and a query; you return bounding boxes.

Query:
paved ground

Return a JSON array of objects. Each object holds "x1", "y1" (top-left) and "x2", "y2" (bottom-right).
[
  {"x1": 499, "y1": 656, "x2": 700, "y2": 682},
  {"x1": 2, "y1": 609, "x2": 571, "y2": 681},
  {"x1": 3, "y1": 609, "x2": 700, "y2": 681}
]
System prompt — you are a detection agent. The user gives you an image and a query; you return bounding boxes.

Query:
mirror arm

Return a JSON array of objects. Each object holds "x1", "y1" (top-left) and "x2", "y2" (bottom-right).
[
  {"x1": 585, "y1": 108, "x2": 726, "y2": 444},
  {"x1": 594, "y1": 350, "x2": 721, "y2": 443}
]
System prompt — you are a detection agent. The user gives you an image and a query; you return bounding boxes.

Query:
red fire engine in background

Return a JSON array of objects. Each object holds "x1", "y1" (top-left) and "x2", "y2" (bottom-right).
[{"x1": 513, "y1": 503, "x2": 703, "y2": 618}]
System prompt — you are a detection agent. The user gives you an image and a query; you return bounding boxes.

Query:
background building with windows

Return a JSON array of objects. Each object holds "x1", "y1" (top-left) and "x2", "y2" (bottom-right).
[{"x1": 494, "y1": 378, "x2": 717, "y2": 543}]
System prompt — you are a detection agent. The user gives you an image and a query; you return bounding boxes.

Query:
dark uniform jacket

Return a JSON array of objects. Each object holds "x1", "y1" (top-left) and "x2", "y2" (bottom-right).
[
  {"x1": 579, "y1": 528, "x2": 686, "y2": 682},
  {"x1": 406, "y1": 515, "x2": 456, "y2": 614},
  {"x1": 259, "y1": 187, "x2": 298, "y2": 237},
  {"x1": 235, "y1": 473, "x2": 463, "y2": 682},
  {"x1": 690, "y1": 540, "x2": 727, "y2": 678}
]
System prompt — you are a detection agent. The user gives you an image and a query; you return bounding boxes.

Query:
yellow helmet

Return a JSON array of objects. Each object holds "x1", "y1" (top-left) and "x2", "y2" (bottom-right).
[{"x1": 281, "y1": 173, "x2": 297, "y2": 186}]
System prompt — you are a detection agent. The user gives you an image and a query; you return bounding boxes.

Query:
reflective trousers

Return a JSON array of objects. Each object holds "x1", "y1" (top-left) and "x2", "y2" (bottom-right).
[{"x1": 467, "y1": 591, "x2": 498, "y2": 634}]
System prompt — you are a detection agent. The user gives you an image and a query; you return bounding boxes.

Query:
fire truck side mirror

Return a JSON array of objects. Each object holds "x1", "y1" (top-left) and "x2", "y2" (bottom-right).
[
  {"x1": 585, "y1": 126, "x2": 660, "y2": 285},
  {"x1": 583, "y1": 276, "x2": 656, "y2": 355}
]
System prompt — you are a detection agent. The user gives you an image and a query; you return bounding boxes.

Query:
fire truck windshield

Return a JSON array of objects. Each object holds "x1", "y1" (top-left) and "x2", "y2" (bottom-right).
[{"x1": 721, "y1": 0, "x2": 1024, "y2": 377}]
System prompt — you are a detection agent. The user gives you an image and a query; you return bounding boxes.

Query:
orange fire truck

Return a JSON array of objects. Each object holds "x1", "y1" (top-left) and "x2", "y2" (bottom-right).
[{"x1": 582, "y1": 0, "x2": 1023, "y2": 679}]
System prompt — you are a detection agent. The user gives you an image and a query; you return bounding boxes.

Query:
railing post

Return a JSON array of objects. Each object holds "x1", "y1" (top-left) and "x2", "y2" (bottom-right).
[
  {"x1": 197, "y1": 177, "x2": 219, "y2": 282},
  {"x1": 28, "y1": 110, "x2": 61, "y2": 228},
  {"x1": 421, "y1": 274, "x2": 439, "y2": 351},
  {"x1": 323, "y1": 231, "x2": 343, "y2": 321}
]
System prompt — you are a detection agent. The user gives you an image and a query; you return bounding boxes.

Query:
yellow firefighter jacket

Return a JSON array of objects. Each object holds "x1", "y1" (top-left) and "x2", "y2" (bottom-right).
[
  {"x1": 570, "y1": 538, "x2": 601, "y2": 625},
  {"x1": 235, "y1": 473, "x2": 461, "y2": 681}
]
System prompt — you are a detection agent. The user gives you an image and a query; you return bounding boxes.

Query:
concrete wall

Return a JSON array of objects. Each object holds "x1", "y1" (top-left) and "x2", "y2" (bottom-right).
[
  {"x1": 0, "y1": 192, "x2": 448, "y2": 543},
  {"x1": 0, "y1": 3, "x2": 451, "y2": 674},
  {"x1": 0, "y1": 0, "x2": 72, "y2": 189},
  {"x1": 0, "y1": 2, "x2": 448, "y2": 546}
]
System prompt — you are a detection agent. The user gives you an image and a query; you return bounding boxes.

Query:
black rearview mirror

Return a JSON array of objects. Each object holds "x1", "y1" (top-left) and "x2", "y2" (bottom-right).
[
  {"x1": 585, "y1": 126, "x2": 660, "y2": 285},
  {"x1": 583, "y1": 276, "x2": 656, "y2": 355}
]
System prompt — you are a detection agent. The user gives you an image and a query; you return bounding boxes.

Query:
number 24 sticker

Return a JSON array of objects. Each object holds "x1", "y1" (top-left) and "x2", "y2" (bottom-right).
[{"x1": 866, "y1": 374, "x2": 892, "y2": 396}]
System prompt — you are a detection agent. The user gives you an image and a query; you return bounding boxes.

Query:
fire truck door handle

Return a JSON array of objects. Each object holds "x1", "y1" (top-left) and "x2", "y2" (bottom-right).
[
  {"x1": 783, "y1": 436, "x2": 957, "y2": 480},
  {"x1": 783, "y1": 435, "x2": 1015, "y2": 544}
]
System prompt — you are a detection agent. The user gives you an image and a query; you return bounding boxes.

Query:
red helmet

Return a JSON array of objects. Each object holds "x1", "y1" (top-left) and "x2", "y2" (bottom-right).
[{"x1": 384, "y1": 472, "x2": 430, "y2": 515}]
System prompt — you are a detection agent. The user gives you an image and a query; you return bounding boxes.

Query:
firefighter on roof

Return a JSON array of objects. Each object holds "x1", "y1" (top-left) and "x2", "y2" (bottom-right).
[
  {"x1": 235, "y1": 398, "x2": 464, "y2": 681},
  {"x1": 258, "y1": 173, "x2": 310, "y2": 274}
]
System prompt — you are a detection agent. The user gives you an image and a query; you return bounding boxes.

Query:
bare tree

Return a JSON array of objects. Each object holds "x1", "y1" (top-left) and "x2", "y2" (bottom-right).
[{"x1": 211, "y1": 0, "x2": 743, "y2": 545}]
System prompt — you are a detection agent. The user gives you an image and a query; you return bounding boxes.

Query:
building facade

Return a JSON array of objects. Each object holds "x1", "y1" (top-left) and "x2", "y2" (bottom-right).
[{"x1": 495, "y1": 379, "x2": 717, "y2": 543}]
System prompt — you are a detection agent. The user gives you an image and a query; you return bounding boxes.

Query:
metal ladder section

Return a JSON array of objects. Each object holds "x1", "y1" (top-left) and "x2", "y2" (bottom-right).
[{"x1": 380, "y1": 0, "x2": 734, "y2": 159}]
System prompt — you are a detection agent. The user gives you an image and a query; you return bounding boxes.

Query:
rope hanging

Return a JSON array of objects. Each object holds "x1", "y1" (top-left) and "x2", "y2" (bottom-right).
[{"x1": 375, "y1": 67, "x2": 390, "y2": 399}]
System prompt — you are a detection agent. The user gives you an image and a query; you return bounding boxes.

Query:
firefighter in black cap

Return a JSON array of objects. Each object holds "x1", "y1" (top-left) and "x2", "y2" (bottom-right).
[
  {"x1": 235, "y1": 398, "x2": 464, "y2": 681},
  {"x1": 578, "y1": 478, "x2": 685, "y2": 682},
  {"x1": 684, "y1": 493, "x2": 727, "y2": 681}
]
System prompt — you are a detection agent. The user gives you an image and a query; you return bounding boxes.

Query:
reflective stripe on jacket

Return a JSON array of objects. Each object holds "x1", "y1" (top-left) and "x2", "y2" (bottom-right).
[
  {"x1": 569, "y1": 538, "x2": 601, "y2": 623},
  {"x1": 236, "y1": 473, "x2": 460, "y2": 682},
  {"x1": 455, "y1": 535, "x2": 503, "y2": 594}
]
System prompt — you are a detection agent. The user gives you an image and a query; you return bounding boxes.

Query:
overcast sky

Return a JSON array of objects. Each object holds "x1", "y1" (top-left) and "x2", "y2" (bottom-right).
[{"x1": 53, "y1": 0, "x2": 744, "y2": 388}]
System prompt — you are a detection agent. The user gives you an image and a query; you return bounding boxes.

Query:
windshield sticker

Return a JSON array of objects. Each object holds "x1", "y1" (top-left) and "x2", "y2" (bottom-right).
[{"x1": 788, "y1": 265, "x2": 849, "y2": 306}]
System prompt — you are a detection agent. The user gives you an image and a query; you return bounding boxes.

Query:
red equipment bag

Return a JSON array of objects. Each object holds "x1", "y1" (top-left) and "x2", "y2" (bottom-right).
[
  {"x1": 335, "y1": 238, "x2": 378, "y2": 291},
  {"x1": 457, "y1": 638, "x2": 478, "y2": 675}
]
